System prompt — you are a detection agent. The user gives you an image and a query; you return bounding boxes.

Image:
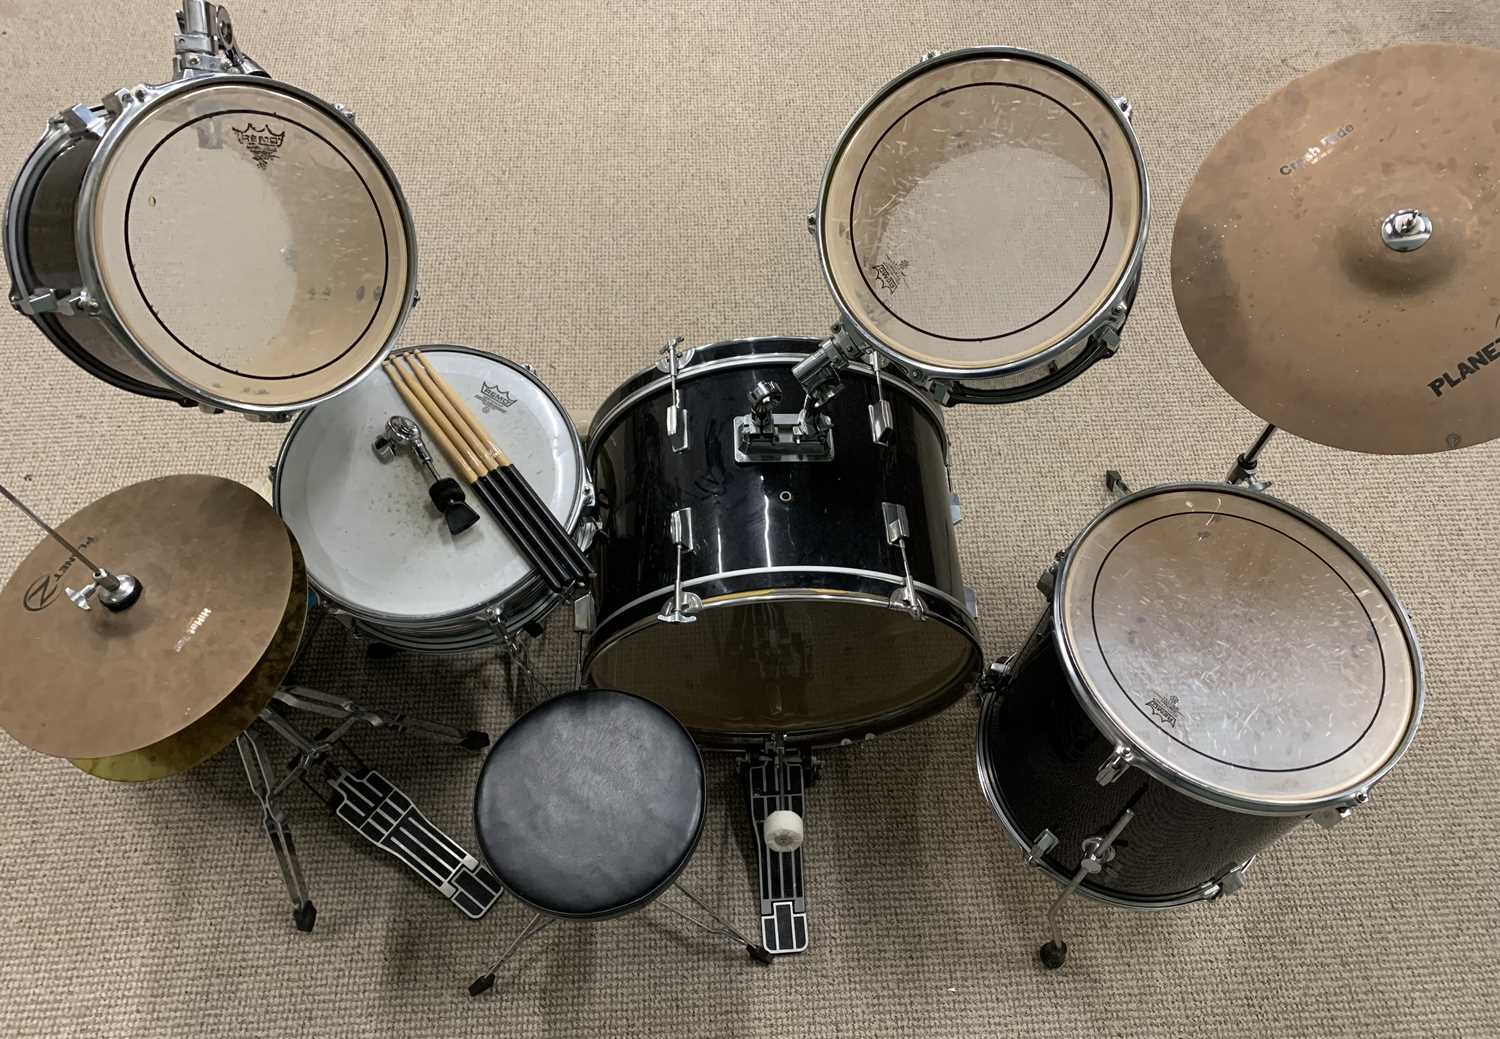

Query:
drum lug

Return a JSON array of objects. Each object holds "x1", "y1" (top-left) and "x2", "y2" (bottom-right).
[
  {"x1": 1095, "y1": 744, "x2": 1135, "y2": 786},
  {"x1": 949, "y1": 491, "x2": 962, "y2": 526},
  {"x1": 659, "y1": 336, "x2": 691, "y2": 453},
  {"x1": 963, "y1": 585, "x2": 978, "y2": 620},
  {"x1": 882, "y1": 502, "x2": 926, "y2": 620},
  {"x1": 1023, "y1": 828, "x2": 1058, "y2": 867},
  {"x1": 866, "y1": 351, "x2": 894, "y2": 445},
  {"x1": 16, "y1": 286, "x2": 98, "y2": 317},
  {"x1": 805, "y1": 211, "x2": 816, "y2": 236},
  {"x1": 657, "y1": 507, "x2": 702, "y2": 624},
  {"x1": 1112, "y1": 96, "x2": 1134, "y2": 123},
  {"x1": 59, "y1": 104, "x2": 109, "y2": 138},
  {"x1": 572, "y1": 592, "x2": 596, "y2": 633},
  {"x1": 1312, "y1": 789, "x2": 1370, "y2": 829},
  {"x1": 1208, "y1": 861, "x2": 1251, "y2": 899},
  {"x1": 1037, "y1": 562, "x2": 1058, "y2": 597}
]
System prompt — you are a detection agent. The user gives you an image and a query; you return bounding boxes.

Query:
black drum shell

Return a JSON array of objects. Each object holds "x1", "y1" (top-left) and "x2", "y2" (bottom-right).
[
  {"x1": 978, "y1": 611, "x2": 1302, "y2": 906},
  {"x1": 585, "y1": 337, "x2": 981, "y2": 747}
]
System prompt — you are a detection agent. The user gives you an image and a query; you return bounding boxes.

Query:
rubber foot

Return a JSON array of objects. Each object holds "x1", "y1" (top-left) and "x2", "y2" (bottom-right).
[
  {"x1": 460, "y1": 731, "x2": 491, "y2": 752},
  {"x1": 748, "y1": 944, "x2": 774, "y2": 966},
  {"x1": 1039, "y1": 940, "x2": 1067, "y2": 969},
  {"x1": 468, "y1": 973, "x2": 496, "y2": 997},
  {"x1": 444, "y1": 502, "x2": 480, "y2": 535},
  {"x1": 293, "y1": 902, "x2": 317, "y2": 933}
]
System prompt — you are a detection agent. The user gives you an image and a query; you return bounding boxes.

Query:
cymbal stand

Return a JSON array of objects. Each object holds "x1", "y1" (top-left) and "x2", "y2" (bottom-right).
[
  {"x1": 0, "y1": 481, "x2": 143, "y2": 611},
  {"x1": 236, "y1": 686, "x2": 500, "y2": 933},
  {"x1": 1225, "y1": 423, "x2": 1277, "y2": 489}
]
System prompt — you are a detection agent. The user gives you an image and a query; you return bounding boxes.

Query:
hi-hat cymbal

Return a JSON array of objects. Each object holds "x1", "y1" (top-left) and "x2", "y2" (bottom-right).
[
  {"x1": 1172, "y1": 44, "x2": 1500, "y2": 455},
  {"x1": 0, "y1": 475, "x2": 306, "y2": 779}
]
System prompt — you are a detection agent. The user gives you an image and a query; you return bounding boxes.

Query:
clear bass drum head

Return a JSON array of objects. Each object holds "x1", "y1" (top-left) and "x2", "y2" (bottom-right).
[
  {"x1": 273, "y1": 347, "x2": 583, "y2": 626},
  {"x1": 85, "y1": 79, "x2": 414, "y2": 410},
  {"x1": 818, "y1": 49, "x2": 1145, "y2": 378}
]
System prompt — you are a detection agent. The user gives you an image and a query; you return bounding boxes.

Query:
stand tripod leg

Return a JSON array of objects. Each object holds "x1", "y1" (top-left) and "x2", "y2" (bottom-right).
[
  {"x1": 274, "y1": 686, "x2": 490, "y2": 751},
  {"x1": 236, "y1": 728, "x2": 316, "y2": 932},
  {"x1": 655, "y1": 882, "x2": 773, "y2": 965},
  {"x1": 469, "y1": 912, "x2": 553, "y2": 996},
  {"x1": 1038, "y1": 808, "x2": 1134, "y2": 969},
  {"x1": 741, "y1": 743, "x2": 810, "y2": 955}
]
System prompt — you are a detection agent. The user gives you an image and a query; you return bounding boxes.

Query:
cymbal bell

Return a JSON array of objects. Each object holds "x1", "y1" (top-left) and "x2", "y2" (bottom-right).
[
  {"x1": 1172, "y1": 44, "x2": 1500, "y2": 455},
  {"x1": 0, "y1": 475, "x2": 306, "y2": 780}
]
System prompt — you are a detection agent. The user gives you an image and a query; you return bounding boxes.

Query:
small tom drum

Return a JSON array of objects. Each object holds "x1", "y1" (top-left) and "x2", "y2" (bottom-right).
[
  {"x1": 815, "y1": 48, "x2": 1148, "y2": 404},
  {"x1": 273, "y1": 346, "x2": 590, "y2": 652}
]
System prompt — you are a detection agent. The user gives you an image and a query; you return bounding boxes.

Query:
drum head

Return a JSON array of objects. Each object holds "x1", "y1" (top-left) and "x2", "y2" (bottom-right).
[
  {"x1": 84, "y1": 79, "x2": 414, "y2": 410},
  {"x1": 274, "y1": 346, "x2": 583, "y2": 624},
  {"x1": 1055, "y1": 484, "x2": 1421, "y2": 812},
  {"x1": 587, "y1": 593, "x2": 981, "y2": 744},
  {"x1": 818, "y1": 48, "x2": 1145, "y2": 378}
]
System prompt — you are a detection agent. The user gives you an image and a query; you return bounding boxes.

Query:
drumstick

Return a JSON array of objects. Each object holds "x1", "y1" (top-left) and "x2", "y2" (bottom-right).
[
  {"x1": 409, "y1": 351, "x2": 593, "y2": 585},
  {"x1": 384, "y1": 359, "x2": 569, "y2": 592}
]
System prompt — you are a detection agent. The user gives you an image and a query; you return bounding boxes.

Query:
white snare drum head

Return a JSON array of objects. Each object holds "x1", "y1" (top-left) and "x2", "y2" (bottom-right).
[
  {"x1": 819, "y1": 49, "x2": 1145, "y2": 376},
  {"x1": 274, "y1": 347, "x2": 583, "y2": 623},
  {"x1": 86, "y1": 80, "x2": 413, "y2": 409},
  {"x1": 1057, "y1": 484, "x2": 1420, "y2": 812}
]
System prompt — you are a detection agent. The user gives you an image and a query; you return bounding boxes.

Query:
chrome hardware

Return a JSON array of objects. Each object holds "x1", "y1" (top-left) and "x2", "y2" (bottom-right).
[
  {"x1": 0, "y1": 482, "x2": 142, "y2": 612},
  {"x1": 60, "y1": 104, "x2": 108, "y2": 138},
  {"x1": 963, "y1": 585, "x2": 978, "y2": 620},
  {"x1": 1095, "y1": 745, "x2": 1134, "y2": 786},
  {"x1": 919, "y1": 49, "x2": 944, "y2": 62},
  {"x1": 867, "y1": 351, "x2": 893, "y2": 445},
  {"x1": 1313, "y1": 789, "x2": 1369, "y2": 829},
  {"x1": 805, "y1": 211, "x2": 817, "y2": 235},
  {"x1": 1037, "y1": 561, "x2": 1059, "y2": 597},
  {"x1": 658, "y1": 507, "x2": 702, "y2": 624},
  {"x1": 1113, "y1": 96, "x2": 1133, "y2": 122},
  {"x1": 948, "y1": 492, "x2": 961, "y2": 525},
  {"x1": 1381, "y1": 208, "x2": 1432, "y2": 253},
  {"x1": 1024, "y1": 829, "x2": 1058, "y2": 866},
  {"x1": 882, "y1": 502, "x2": 925, "y2": 619},
  {"x1": 17, "y1": 287, "x2": 96, "y2": 317},
  {"x1": 791, "y1": 325, "x2": 863, "y2": 412},
  {"x1": 659, "y1": 336, "x2": 690, "y2": 453},
  {"x1": 734, "y1": 381, "x2": 835, "y2": 463},
  {"x1": 333, "y1": 102, "x2": 356, "y2": 121},
  {"x1": 1039, "y1": 809, "x2": 1135, "y2": 970},
  {"x1": 573, "y1": 592, "x2": 596, "y2": 632},
  {"x1": 174, "y1": 2, "x2": 266, "y2": 78},
  {"x1": 1212, "y1": 862, "x2": 1250, "y2": 899}
]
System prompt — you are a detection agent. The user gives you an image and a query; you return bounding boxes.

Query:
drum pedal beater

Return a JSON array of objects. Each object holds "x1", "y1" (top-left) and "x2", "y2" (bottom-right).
[
  {"x1": 1037, "y1": 808, "x2": 1135, "y2": 970},
  {"x1": 236, "y1": 686, "x2": 498, "y2": 932}
]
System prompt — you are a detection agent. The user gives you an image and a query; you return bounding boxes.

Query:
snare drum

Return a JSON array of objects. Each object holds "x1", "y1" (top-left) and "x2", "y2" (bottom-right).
[
  {"x1": 584, "y1": 337, "x2": 982, "y2": 747},
  {"x1": 3, "y1": 9, "x2": 415, "y2": 413},
  {"x1": 978, "y1": 483, "x2": 1422, "y2": 907},
  {"x1": 272, "y1": 346, "x2": 591, "y2": 652},
  {"x1": 812, "y1": 48, "x2": 1148, "y2": 404}
]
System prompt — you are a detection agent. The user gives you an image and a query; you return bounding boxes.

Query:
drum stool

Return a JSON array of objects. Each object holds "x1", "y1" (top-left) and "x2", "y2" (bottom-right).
[{"x1": 468, "y1": 689, "x2": 771, "y2": 996}]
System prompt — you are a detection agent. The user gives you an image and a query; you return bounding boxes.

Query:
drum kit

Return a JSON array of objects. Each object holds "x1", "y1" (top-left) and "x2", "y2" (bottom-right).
[{"x1": 0, "y1": 1, "x2": 1494, "y2": 989}]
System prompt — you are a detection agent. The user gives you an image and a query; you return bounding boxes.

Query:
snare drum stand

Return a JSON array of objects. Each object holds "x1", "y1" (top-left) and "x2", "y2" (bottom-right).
[
  {"x1": 235, "y1": 687, "x2": 502, "y2": 933},
  {"x1": 1105, "y1": 422, "x2": 1278, "y2": 498},
  {"x1": 739, "y1": 736, "x2": 816, "y2": 955}
]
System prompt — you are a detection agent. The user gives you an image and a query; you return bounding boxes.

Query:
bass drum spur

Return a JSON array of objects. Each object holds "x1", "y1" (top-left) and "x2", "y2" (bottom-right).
[
  {"x1": 584, "y1": 337, "x2": 983, "y2": 748},
  {"x1": 2, "y1": 1, "x2": 416, "y2": 414}
]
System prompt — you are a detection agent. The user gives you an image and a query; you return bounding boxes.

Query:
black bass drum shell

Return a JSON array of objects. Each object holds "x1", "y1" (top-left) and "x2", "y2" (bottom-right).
[
  {"x1": 584, "y1": 336, "x2": 982, "y2": 748},
  {"x1": 976, "y1": 611, "x2": 1300, "y2": 907}
]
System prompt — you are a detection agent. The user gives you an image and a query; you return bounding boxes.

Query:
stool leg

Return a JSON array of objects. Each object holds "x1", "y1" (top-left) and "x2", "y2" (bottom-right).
[
  {"x1": 656, "y1": 882, "x2": 773, "y2": 966},
  {"x1": 469, "y1": 912, "x2": 552, "y2": 996}
]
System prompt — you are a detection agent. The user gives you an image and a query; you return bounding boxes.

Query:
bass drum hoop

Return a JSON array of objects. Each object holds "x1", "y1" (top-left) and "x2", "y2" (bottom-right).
[
  {"x1": 815, "y1": 46, "x2": 1150, "y2": 389},
  {"x1": 272, "y1": 345, "x2": 589, "y2": 635},
  {"x1": 586, "y1": 577, "x2": 983, "y2": 749},
  {"x1": 3, "y1": 111, "x2": 187, "y2": 401},
  {"x1": 974, "y1": 683, "x2": 1237, "y2": 910}
]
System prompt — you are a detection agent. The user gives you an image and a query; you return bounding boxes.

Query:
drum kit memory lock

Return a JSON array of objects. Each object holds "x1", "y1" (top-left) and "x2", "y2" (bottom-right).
[{"x1": 2, "y1": 2, "x2": 1496, "y2": 984}]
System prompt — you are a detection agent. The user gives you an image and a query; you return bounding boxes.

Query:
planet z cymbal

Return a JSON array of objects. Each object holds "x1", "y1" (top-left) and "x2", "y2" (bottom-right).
[
  {"x1": 0, "y1": 475, "x2": 306, "y2": 781},
  {"x1": 1172, "y1": 44, "x2": 1500, "y2": 454}
]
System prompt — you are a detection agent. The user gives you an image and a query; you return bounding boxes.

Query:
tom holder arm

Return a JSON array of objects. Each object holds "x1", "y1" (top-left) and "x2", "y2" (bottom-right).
[{"x1": 174, "y1": 2, "x2": 269, "y2": 78}]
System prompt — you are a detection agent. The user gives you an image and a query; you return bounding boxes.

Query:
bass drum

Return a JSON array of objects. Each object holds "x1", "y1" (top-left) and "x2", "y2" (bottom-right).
[{"x1": 584, "y1": 337, "x2": 982, "y2": 748}]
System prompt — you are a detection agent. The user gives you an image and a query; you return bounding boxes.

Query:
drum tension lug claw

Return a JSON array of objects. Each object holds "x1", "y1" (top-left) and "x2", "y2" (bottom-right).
[
  {"x1": 658, "y1": 507, "x2": 701, "y2": 623},
  {"x1": 1095, "y1": 745, "x2": 1134, "y2": 786}
]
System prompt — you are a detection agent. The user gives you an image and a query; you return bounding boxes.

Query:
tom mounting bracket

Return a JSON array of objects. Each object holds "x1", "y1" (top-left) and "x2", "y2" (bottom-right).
[
  {"x1": 174, "y1": 1, "x2": 268, "y2": 78},
  {"x1": 733, "y1": 380, "x2": 835, "y2": 463},
  {"x1": 790, "y1": 324, "x2": 865, "y2": 412}
]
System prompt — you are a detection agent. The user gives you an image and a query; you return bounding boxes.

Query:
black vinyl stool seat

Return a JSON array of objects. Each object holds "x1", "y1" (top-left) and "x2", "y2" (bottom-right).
[
  {"x1": 467, "y1": 689, "x2": 769, "y2": 998},
  {"x1": 473, "y1": 689, "x2": 704, "y2": 918}
]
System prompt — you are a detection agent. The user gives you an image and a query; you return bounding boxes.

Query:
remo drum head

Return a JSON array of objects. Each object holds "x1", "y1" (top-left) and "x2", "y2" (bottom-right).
[
  {"x1": 815, "y1": 48, "x2": 1148, "y2": 401},
  {"x1": 6, "y1": 73, "x2": 416, "y2": 411},
  {"x1": 1054, "y1": 483, "x2": 1422, "y2": 814},
  {"x1": 273, "y1": 346, "x2": 587, "y2": 638}
]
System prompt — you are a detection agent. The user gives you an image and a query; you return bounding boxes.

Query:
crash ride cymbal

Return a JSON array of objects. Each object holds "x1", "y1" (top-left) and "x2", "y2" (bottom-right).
[
  {"x1": 1172, "y1": 44, "x2": 1500, "y2": 454},
  {"x1": 0, "y1": 475, "x2": 306, "y2": 781}
]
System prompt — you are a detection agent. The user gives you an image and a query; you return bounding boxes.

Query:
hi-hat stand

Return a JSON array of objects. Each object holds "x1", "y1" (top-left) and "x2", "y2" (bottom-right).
[{"x1": 236, "y1": 686, "x2": 502, "y2": 932}]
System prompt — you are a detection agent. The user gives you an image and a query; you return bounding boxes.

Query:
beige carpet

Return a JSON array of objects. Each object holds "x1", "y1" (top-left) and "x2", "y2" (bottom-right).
[{"x1": 2, "y1": 2, "x2": 1498, "y2": 1036}]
